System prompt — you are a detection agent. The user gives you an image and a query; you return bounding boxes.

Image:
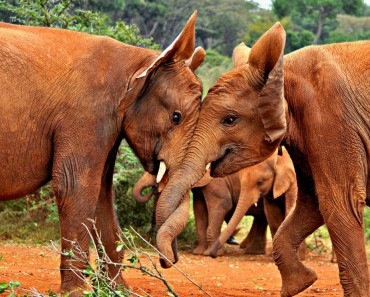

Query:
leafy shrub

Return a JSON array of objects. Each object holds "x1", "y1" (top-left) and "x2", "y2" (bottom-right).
[
  {"x1": 0, "y1": 0, "x2": 159, "y2": 48},
  {"x1": 113, "y1": 143, "x2": 154, "y2": 238}
]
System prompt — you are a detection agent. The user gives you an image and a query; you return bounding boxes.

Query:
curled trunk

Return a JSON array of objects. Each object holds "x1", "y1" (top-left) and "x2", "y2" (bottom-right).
[{"x1": 132, "y1": 172, "x2": 157, "y2": 204}]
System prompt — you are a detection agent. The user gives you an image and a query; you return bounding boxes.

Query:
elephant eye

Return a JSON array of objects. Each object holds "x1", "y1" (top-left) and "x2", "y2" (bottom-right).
[
  {"x1": 222, "y1": 115, "x2": 237, "y2": 126},
  {"x1": 257, "y1": 179, "x2": 264, "y2": 186},
  {"x1": 172, "y1": 111, "x2": 182, "y2": 125}
]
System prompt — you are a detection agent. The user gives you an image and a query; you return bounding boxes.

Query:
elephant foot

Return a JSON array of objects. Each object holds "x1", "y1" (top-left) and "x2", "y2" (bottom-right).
[
  {"x1": 60, "y1": 269, "x2": 87, "y2": 297},
  {"x1": 193, "y1": 245, "x2": 207, "y2": 255},
  {"x1": 243, "y1": 245, "x2": 266, "y2": 255},
  {"x1": 280, "y1": 264, "x2": 317, "y2": 297},
  {"x1": 239, "y1": 240, "x2": 248, "y2": 249},
  {"x1": 204, "y1": 246, "x2": 223, "y2": 257}
]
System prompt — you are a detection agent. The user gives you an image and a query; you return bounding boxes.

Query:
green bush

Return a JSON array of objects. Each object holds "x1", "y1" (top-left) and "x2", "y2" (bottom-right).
[
  {"x1": 113, "y1": 143, "x2": 153, "y2": 237},
  {"x1": 0, "y1": 195, "x2": 60, "y2": 243},
  {"x1": 0, "y1": 0, "x2": 159, "y2": 48}
]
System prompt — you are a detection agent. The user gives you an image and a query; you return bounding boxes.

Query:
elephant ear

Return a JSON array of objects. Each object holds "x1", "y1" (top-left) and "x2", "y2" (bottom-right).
[
  {"x1": 273, "y1": 146, "x2": 296, "y2": 198},
  {"x1": 232, "y1": 42, "x2": 251, "y2": 67},
  {"x1": 248, "y1": 22, "x2": 286, "y2": 143},
  {"x1": 186, "y1": 46, "x2": 206, "y2": 72},
  {"x1": 118, "y1": 11, "x2": 198, "y2": 115}
]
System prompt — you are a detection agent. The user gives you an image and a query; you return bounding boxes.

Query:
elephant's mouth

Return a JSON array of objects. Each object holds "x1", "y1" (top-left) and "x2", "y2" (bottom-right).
[
  {"x1": 143, "y1": 159, "x2": 160, "y2": 175},
  {"x1": 210, "y1": 147, "x2": 232, "y2": 177},
  {"x1": 144, "y1": 140, "x2": 162, "y2": 174}
]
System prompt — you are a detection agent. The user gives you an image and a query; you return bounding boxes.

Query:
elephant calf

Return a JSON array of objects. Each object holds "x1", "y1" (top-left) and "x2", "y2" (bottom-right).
[
  {"x1": 193, "y1": 191, "x2": 268, "y2": 256},
  {"x1": 194, "y1": 146, "x2": 303, "y2": 258}
]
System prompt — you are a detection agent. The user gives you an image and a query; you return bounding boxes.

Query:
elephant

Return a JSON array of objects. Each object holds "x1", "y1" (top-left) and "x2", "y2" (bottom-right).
[
  {"x1": 193, "y1": 146, "x2": 305, "y2": 258},
  {"x1": 133, "y1": 147, "x2": 304, "y2": 258},
  {"x1": 193, "y1": 187, "x2": 268, "y2": 256},
  {"x1": 157, "y1": 22, "x2": 370, "y2": 296},
  {"x1": 0, "y1": 12, "x2": 205, "y2": 295}
]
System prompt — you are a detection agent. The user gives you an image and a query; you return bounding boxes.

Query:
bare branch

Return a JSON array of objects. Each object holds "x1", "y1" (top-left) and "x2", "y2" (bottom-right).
[{"x1": 130, "y1": 227, "x2": 212, "y2": 297}]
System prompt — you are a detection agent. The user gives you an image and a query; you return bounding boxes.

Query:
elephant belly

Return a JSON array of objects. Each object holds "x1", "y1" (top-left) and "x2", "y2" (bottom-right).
[{"x1": 0, "y1": 137, "x2": 52, "y2": 200}]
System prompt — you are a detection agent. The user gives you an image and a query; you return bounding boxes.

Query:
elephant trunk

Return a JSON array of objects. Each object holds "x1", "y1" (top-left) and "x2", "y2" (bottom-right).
[
  {"x1": 156, "y1": 134, "x2": 212, "y2": 268},
  {"x1": 156, "y1": 192, "x2": 190, "y2": 267},
  {"x1": 210, "y1": 189, "x2": 258, "y2": 258},
  {"x1": 132, "y1": 172, "x2": 157, "y2": 204}
]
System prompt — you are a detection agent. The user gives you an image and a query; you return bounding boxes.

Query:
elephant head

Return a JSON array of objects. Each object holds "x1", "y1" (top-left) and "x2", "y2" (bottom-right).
[
  {"x1": 209, "y1": 146, "x2": 296, "y2": 257},
  {"x1": 122, "y1": 12, "x2": 205, "y2": 178},
  {"x1": 118, "y1": 12, "x2": 207, "y2": 266},
  {"x1": 156, "y1": 23, "x2": 286, "y2": 267}
]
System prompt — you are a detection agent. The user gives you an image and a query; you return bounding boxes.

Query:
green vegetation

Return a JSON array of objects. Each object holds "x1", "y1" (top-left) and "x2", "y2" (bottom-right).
[
  {"x1": 272, "y1": 0, "x2": 367, "y2": 45},
  {"x1": 0, "y1": 0, "x2": 158, "y2": 48},
  {"x1": 0, "y1": 281, "x2": 21, "y2": 297},
  {"x1": 196, "y1": 49, "x2": 232, "y2": 95}
]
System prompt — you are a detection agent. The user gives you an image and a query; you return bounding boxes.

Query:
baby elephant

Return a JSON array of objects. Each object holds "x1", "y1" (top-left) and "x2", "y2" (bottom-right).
[
  {"x1": 193, "y1": 191, "x2": 269, "y2": 256},
  {"x1": 194, "y1": 146, "x2": 303, "y2": 258}
]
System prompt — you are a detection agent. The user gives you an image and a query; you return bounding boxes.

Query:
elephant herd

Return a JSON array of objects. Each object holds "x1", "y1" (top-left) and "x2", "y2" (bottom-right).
[
  {"x1": 1, "y1": 10, "x2": 369, "y2": 297},
  {"x1": 133, "y1": 146, "x2": 307, "y2": 259}
]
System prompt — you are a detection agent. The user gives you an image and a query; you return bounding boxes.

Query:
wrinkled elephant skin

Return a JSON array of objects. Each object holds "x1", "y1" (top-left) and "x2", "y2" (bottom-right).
[
  {"x1": 0, "y1": 12, "x2": 205, "y2": 295},
  {"x1": 159, "y1": 22, "x2": 370, "y2": 296}
]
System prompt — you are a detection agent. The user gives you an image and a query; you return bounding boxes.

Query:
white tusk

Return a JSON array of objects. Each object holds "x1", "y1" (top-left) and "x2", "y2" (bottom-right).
[
  {"x1": 206, "y1": 162, "x2": 211, "y2": 171},
  {"x1": 156, "y1": 161, "x2": 167, "y2": 184},
  {"x1": 254, "y1": 203, "x2": 258, "y2": 207}
]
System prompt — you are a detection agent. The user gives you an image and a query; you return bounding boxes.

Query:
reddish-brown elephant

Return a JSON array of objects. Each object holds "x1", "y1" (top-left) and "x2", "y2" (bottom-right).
[
  {"x1": 156, "y1": 23, "x2": 370, "y2": 296},
  {"x1": 193, "y1": 187, "x2": 268, "y2": 257},
  {"x1": 0, "y1": 12, "x2": 205, "y2": 295},
  {"x1": 199, "y1": 147, "x2": 302, "y2": 258}
]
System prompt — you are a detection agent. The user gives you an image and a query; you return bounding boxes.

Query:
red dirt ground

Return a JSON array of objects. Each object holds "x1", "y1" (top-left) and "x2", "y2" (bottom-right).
[{"x1": 1, "y1": 243, "x2": 362, "y2": 297}]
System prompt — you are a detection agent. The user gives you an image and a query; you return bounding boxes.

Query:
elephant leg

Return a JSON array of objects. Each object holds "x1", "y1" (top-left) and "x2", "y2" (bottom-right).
[
  {"x1": 263, "y1": 197, "x2": 284, "y2": 239},
  {"x1": 53, "y1": 156, "x2": 104, "y2": 295},
  {"x1": 273, "y1": 188, "x2": 324, "y2": 297},
  {"x1": 318, "y1": 184, "x2": 368, "y2": 296},
  {"x1": 241, "y1": 215, "x2": 268, "y2": 255},
  {"x1": 264, "y1": 197, "x2": 306, "y2": 260},
  {"x1": 93, "y1": 145, "x2": 127, "y2": 287},
  {"x1": 203, "y1": 190, "x2": 232, "y2": 256},
  {"x1": 192, "y1": 188, "x2": 208, "y2": 255}
]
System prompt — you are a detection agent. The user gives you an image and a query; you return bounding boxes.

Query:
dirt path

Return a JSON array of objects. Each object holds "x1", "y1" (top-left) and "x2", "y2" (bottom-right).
[{"x1": 0, "y1": 243, "x2": 354, "y2": 296}]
